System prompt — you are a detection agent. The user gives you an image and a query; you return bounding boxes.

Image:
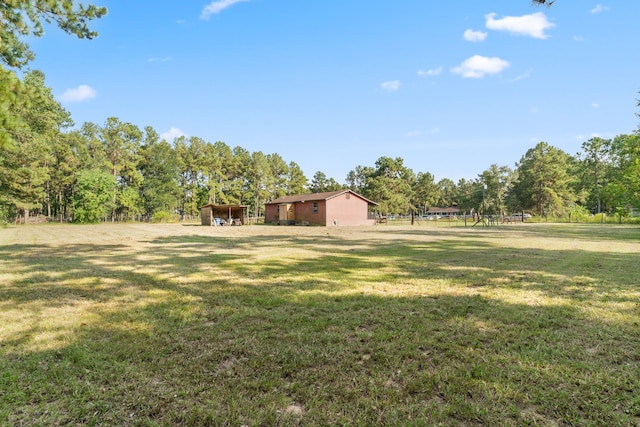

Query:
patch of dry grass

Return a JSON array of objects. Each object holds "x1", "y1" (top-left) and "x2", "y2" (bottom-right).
[{"x1": 1, "y1": 222, "x2": 639, "y2": 425}]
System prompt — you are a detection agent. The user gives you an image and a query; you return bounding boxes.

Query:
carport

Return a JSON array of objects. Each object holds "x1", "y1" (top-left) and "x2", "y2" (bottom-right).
[{"x1": 200, "y1": 204, "x2": 248, "y2": 226}]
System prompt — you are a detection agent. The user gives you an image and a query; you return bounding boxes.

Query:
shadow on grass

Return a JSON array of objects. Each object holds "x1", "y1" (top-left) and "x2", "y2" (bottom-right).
[{"x1": 1, "y1": 227, "x2": 639, "y2": 425}]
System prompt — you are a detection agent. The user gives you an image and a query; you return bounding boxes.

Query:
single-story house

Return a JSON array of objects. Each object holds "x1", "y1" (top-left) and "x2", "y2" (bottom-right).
[
  {"x1": 425, "y1": 207, "x2": 460, "y2": 218},
  {"x1": 200, "y1": 204, "x2": 249, "y2": 226},
  {"x1": 265, "y1": 190, "x2": 378, "y2": 226}
]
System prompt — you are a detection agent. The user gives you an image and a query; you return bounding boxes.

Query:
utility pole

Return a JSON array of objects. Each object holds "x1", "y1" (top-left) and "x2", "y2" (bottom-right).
[{"x1": 482, "y1": 184, "x2": 487, "y2": 219}]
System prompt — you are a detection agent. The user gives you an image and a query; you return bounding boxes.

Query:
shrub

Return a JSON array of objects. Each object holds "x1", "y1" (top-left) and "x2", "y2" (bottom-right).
[
  {"x1": 151, "y1": 210, "x2": 171, "y2": 223},
  {"x1": 151, "y1": 210, "x2": 170, "y2": 223},
  {"x1": 73, "y1": 169, "x2": 115, "y2": 223}
]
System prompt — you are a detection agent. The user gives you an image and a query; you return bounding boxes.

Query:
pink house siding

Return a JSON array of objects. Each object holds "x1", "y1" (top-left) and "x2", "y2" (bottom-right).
[{"x1": 325, "y1": 192, "x2": 371, "y2": 226}]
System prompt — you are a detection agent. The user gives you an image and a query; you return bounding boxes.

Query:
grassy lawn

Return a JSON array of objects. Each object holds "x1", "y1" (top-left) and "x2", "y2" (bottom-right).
[{"x1": 1, "y1": 222, "x2": 639, "y2": 426}]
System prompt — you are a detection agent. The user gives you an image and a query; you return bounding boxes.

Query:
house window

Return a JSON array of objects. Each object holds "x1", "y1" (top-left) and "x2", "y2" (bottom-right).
[{"x1": 312, "y1": 202, "x2": 318, "y2": 214}]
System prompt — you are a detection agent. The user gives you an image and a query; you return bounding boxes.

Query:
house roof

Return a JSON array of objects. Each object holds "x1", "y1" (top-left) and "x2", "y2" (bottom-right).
[
  {"x1": 426, "y1": 207, "x2": 460, "y2": 213},
  {"x1": 200, "y1": 204, "x2": 249, "y2": 209},
  {"x1": 266, "y1": 190, "x2": 377, "y2": 206}
]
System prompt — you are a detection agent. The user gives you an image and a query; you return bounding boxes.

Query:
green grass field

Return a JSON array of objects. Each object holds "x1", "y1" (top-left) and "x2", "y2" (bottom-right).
[{"x1": 1, "y1": 223, "x2": 639, "y2": 426}]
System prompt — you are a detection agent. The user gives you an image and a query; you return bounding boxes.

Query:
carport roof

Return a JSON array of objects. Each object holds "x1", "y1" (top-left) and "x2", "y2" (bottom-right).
[{"x1": 199, "y1": 204, "x2": 249, "y2": 209}]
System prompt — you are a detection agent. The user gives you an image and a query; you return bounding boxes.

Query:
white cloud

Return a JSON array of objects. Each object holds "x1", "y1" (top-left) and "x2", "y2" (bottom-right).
[
  {"x1": 591, "y1": 102, "x2": 600, "y2": 108},
  {"x1": 405, "y1": 130, "x2": 421, "y2": 138},
  {"x1": 573, "y1": 35, "x2": 585, "y2": 42},
  {"x1": 60, "y1": 85, "x2": 96, "y2": 103},
  {"x1": 148, "y1": 57, "x2": 172, "y2": 63},
  {"x1": 160, "y1": 127, "x2": 186, "y2": 141},
  {"x1": 591, "y1": 4, "x2": 609, "y2": 14},
  {"x1": 463, "y1": 29, "x2": 487, "y2": 42},
  {"x1": 417, "y1": 67, "x2": 442, "y2": 77},
  {"x1": 485, "y1": 12, "x2": 555, "y2": 39},
  {"x1": 510, "y1": 71, "x2": 531, "y2": 82},
  {"x1": 380, "y1": 80, "x2": 400, "y2": 92},
  {"x1": 451, "y1": 55, "x2": 510, "y2": 79},
  {"x1": 201, "y1": 0, "x2": 250, "y2": 20}
]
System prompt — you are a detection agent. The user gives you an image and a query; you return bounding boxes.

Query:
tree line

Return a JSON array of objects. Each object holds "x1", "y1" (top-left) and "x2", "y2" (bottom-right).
[
  {"x1": 347, "y1": 134, "x2": 639, "y2": 221},
  {"x1": 1, "y1": 70, "x2": 639, "y2": 224},
  {"x1": 1, "y1": 1, "x2": 639, "y2": 224},
  {"x1": 0, "y1": 71, "x2": 309, "y2": 223}
]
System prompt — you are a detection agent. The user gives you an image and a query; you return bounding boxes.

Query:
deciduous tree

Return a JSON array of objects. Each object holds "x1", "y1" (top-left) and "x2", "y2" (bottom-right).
[
  {"x1": 576, "y1": 137, "x2": 612, "y2": 213},
  {"x1": 478, "y1": 164, "x2": 514, "y2": 215},
  {"x1": 100, "y1": 117, "x2": 142, "y2": 220},
  {"x1": 509, "y1": 142, "x2": 576, "y2": 216},
  {"x1": 603, "y1": 133, "x2": 640, "y2": 213},
  {"x1": 436, "y1": 178, "x2": 456, "y2": 208},
  {"x1": 138, "y1": 127, "x2": 180, "y2": 217},
  {"x1": 364, "y1": 157, "x2": 415, "y2": 215},
  {"x1": 72, "y1": 168, "x2": 114, "y2": 223},
  {"x1": 1, "y1": 70, "x2": 71, "y2": 221},
  {"x1": 413, "y1": 172, "x2": 440, "y2": 214}
]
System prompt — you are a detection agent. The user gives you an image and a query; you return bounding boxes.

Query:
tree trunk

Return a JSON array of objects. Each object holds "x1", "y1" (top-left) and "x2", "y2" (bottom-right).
[{"x1": 59, "y1": 191, "x2": 64, "y2": 222}]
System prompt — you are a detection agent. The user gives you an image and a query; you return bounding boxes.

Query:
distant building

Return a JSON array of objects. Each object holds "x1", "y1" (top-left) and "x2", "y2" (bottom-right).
[
  {"x1": 265, "y1": 190, "x2": 378, "y2": 226},
  {"x1": 425, "y1": 207, "x2": 460, "y2": 217}
]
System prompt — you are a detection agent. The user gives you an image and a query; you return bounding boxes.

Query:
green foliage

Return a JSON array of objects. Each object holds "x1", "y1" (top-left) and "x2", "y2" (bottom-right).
[
  {"x1": 1, "y1": 64, "x2": 638, "y2": 225},
  {"x1": 0, "y1": 204, "x2": 14, "y2": 224},
  {"x1": 568, "y1": 204, "x2": 591, "y2": 222},
  {"x1": 246, "y1": 151, "x2": 272, "y2": 217},
  {"x1": 413, "y1": 172, "x2": 439, "y2": 212},
  {"x1": 355, "y1": 157, "x2": 415, "y2": 215},
  {"x1": 3, "y1": 224, "x2": 640, "y2": 425},
  {"x1": 286, "y1": 161, "x2": 309, "y2": 195},
  {"x1": 117, "y1": 186, "x2": 142, "y2": 220},
  {"x1": 0, "y1": 70, "x2": 73, "y2": 221},
  {"x1": 0, "y1": 1, "x2": 107, "y2": 68},
  {"x1": 436, "y1": 178, "x2": 456, "y2": 208},
  {"x1": 0, "y1": 69, "x2": 24, "y2": 207},
  {"x1": 150, "y1": 210, "x2": 172, "y2": 223},
  {"x1": 575, "y1": 137, "x2": 613, "y2": 213},
  {"x1": 478, "y1": 164, "x2": 514, "y2": 215},
  {"x1": 0, "y1": 67, "x2": 21, "y2": 150},
  {"x1": 72, "y1": 169, "x2": 114, "y2": 223},
  {"x1": 509, "y1": 142, "x2": 577, "y2": 216},
  {"x1": 452, "y1": 178, "x2": 478, "y2": 213},
  {"x1": 203, "y1": 141, "x2": 229, "y2": 205},
  {"x1": 139, "y1": 132, "x2": 180, "y2": 216},
  {"x1": 345, "y1": 165, "x2": 374, "y2": 194},
  {"x1": 310, "y1": 171, "x2": 342, "y2": 193},
  {"x1": 603, "y1": 133, "x2": 640, "y2": 211}
]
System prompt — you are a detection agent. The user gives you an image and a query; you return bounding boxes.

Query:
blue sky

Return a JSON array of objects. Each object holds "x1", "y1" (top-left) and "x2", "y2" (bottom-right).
[{"x1": 29, "y1": 1, "x2": 640, "y2": 183}]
